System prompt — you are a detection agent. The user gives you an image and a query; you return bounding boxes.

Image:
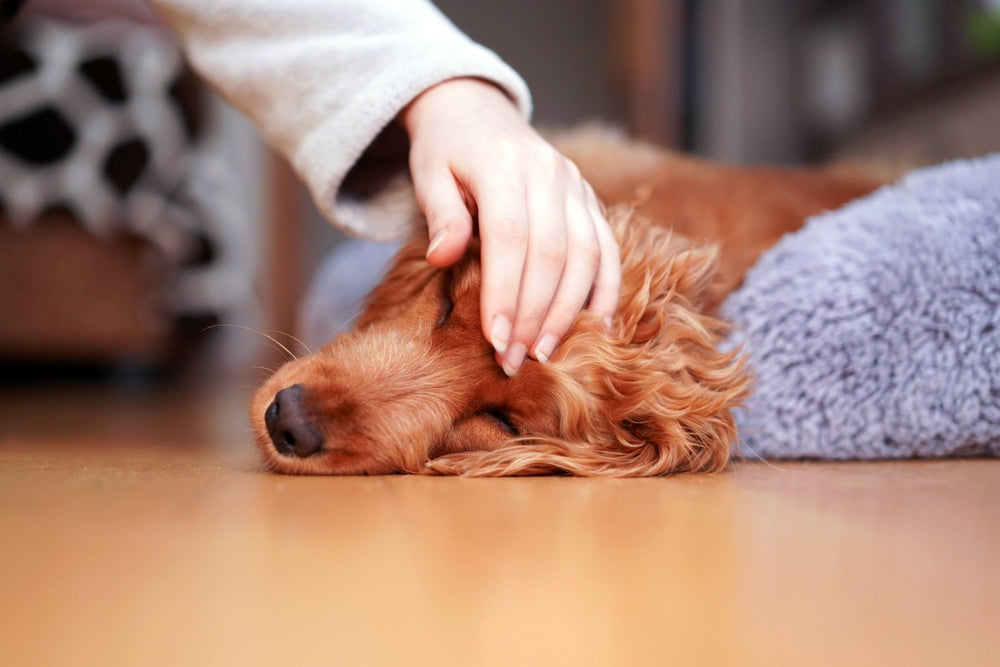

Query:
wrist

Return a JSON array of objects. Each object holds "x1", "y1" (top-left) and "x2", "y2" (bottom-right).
[{"x1": 399, "y1": 77, "x2": 514, "y2": 138}]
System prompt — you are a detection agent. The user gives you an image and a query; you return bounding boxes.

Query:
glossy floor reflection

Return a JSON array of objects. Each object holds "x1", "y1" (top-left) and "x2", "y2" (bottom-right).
[{"x1": 1, "y1": 383, "x2": 997, "y2": 666}]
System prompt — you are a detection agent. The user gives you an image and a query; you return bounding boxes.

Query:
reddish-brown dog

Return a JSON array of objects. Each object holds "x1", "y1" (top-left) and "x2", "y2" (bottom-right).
[{"x1": 251, "y1": 130, "x2": 881, "y2": 476}]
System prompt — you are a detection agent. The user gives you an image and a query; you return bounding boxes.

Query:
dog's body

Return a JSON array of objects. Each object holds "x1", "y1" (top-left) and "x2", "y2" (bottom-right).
[
  {"x1": 552, "y1": 131, "x2": 883, "y2": 304},
  {"x1": 252, "y1": 130, "x2": 883, "y2": 476}
]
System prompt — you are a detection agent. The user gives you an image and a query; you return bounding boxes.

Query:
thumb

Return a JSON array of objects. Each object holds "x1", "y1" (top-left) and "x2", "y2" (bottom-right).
[{"x1": 415, "y1": 168, "x2": 474, "y2": 267}]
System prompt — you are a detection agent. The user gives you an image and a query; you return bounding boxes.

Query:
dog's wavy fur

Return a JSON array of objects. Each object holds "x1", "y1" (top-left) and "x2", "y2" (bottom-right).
[{"x1": 251, "y1": 129, "x2": 882, "y2": 476}]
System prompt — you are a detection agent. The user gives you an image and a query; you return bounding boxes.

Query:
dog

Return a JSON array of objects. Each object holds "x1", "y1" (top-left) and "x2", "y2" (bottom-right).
[{"x1": 251, "y1": 130, "x2": 882, "y2": 476}]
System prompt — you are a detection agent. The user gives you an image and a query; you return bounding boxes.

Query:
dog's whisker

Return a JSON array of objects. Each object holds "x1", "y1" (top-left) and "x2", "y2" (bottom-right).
[
  {"x1": 269, "y1": 330, "x2": 313, "y2": 356},
  {"x1": 204, "y1": 323, "x2": 300, "y2": 360},
  {"x1": 330, "y1": 312, "x2": 362, "y2": 333},
  {"x1": 735, "y1": 440, "x2": 786, "y2": 471}
]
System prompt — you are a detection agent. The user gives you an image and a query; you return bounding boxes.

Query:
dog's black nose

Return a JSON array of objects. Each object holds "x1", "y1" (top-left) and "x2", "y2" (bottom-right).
[{"x1": 265, "y1": 384, "x2": 324, "y2": 458}]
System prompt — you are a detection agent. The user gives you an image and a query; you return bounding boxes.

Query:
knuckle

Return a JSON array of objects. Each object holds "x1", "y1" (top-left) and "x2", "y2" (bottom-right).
[
  {"x1": 569, "y1": 237, "x2": 602, "y2": 273},
  {"x1": 537, "y1": 145, "x2": 564, "y2": 170},
  {"x1": 563, "y1": 156, "x2": 582, "y2": 180},
  {"x1": 489, "y1": 223, "x2": 527, "y2": 249},
  {"x1": 543, "y1": 300, "x2": 585, "y2": 338},
  {"x1": 548, "y1": 296, "x2": 580, "y2": 324},
  {"x1": 596, "y1": 230, "x2": 620, "y2": 267},
  {"x1": 534, "y1": 241, "x2": 567, "y2": 270},
  {"x1": 514, "y1": 310, "x2": 547, "y2": 339},
  {"x1": 492, "y1": 138, "x2": 522, "y2": 167},
  {"x1": 568, "y1": 215, "x2": 598, "y2": 244}
]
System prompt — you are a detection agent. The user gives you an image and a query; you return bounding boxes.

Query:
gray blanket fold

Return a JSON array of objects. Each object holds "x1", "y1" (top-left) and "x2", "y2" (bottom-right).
[{"x1": 723, "y1": 154, "x2": 1000, "y2": 459}]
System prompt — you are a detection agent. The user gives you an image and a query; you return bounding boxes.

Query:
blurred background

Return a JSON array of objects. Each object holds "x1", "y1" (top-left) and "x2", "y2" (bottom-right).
[{"x1": 2, "y1": 0, "x2": 1000, "y2": 385}]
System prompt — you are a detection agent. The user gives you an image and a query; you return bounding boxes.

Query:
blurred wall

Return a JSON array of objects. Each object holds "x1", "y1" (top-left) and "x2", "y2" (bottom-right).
[
  {"x1": 435, "y1": 0, "x2": 625, "y2": 126},
  {"x1": 694, "y1": 0, "x2": 800, "y2": 163}
]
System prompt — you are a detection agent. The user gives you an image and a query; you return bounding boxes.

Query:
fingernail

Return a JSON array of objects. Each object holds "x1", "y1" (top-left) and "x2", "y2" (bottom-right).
[
  {"x1": 603, "y1": 316, "x2": 614, "y2": 331},
  {"x1": 490, "y1": 316, "x2": 511, "y2": 355},
  {"x1": 426, "y1": 228, "x2": 448, "y2": 257},
  {"x1": 502, "y1": 342, "x2": 527, "y2": 377},
  {"x1": 533, "y1": 334, "x2": 558, "y2": 363}
]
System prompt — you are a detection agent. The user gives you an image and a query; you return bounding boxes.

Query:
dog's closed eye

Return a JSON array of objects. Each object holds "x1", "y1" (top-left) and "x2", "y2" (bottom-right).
[
  {"x1": 436, "y1": 280, "x2": 454, "y2": 329},
  {"x1": 427, "y1": 408, "x2": 521, "y2": 461}
]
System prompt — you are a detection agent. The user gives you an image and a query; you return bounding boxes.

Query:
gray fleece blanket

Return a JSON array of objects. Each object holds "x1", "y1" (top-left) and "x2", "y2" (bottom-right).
[
  {"x1": 301, "y1": 155, "x2": 1000, "y2": 460},
  {"x1": 722, "y1": 154, "x2": 1000, "y2": 459}
]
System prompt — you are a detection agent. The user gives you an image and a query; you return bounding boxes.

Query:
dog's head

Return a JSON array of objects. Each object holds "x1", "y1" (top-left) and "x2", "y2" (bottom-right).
[{"x1": 250, "y1": 206, "x2": 748, "y2": 476}]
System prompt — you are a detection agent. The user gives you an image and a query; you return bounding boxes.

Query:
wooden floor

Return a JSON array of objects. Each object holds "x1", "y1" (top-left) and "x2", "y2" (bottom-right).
[{"x1": 1, "y1": 381, "x2": 997, "y2": 667}]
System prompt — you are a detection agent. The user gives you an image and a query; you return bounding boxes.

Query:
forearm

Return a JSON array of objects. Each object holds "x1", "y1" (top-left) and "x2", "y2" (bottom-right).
[{"x1": 150, "y1": 0, "x2": 531, "y2": 238}]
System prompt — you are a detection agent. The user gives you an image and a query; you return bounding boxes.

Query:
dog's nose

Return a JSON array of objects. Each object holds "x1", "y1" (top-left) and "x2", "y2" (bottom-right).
[{"x1": 264, "y1": 384, "x2": 324, "y2": 457}]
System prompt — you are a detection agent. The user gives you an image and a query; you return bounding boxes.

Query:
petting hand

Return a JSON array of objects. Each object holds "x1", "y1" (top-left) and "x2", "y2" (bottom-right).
[{"x1": 399, "y1": 78, "x2": 621, "y2": 376}]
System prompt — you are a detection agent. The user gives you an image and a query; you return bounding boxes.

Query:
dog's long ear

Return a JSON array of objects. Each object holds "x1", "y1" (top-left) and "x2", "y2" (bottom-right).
[{"x1": 593, "y1": 206, "x2": 748, "y2": 473}]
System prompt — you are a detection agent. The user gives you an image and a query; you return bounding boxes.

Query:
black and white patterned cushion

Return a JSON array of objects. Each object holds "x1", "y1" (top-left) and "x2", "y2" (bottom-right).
[{"x1": 0, "y1": 17, "x2": 253, "y2": 322}]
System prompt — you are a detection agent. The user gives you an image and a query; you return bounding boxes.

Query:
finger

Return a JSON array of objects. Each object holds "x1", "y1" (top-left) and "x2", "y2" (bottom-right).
[
  {"x1": 530, "y1": 196, "x2": 600, "y2": 363},
  {"x1": 584, "y1": 191, "x2": 621, "y2": 329},
  {"x1": 412, "y1": 165, "x2": 474, "y2": 267},
  {"x1": 504, "y1": 178, "x2": 570, "y2": 374},
  {"x1": 476, "y1": 180, "x2": 529, "y2": 362}
]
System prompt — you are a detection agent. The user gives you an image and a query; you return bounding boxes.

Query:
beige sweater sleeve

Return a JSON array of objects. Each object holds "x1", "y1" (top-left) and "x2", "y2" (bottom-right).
[{"x1": 150, "y1": 0, "x2": 532, "y2": 240}]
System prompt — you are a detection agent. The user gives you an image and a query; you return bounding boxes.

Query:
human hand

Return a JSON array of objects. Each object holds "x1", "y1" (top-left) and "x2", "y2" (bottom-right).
[{"x1": 399, "y1": 78, "x2": 621, "y2": 376}]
